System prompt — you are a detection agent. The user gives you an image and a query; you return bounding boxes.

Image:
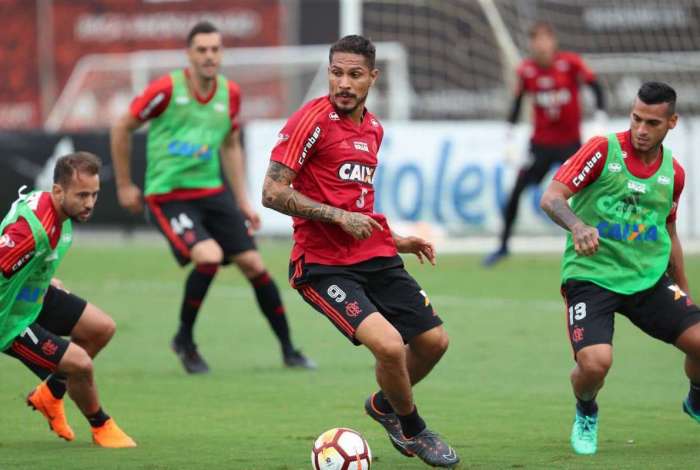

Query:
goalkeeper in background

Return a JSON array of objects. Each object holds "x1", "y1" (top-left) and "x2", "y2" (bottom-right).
[{"x1": 484, "y1": 21, "x2": 606, "y2": 266}]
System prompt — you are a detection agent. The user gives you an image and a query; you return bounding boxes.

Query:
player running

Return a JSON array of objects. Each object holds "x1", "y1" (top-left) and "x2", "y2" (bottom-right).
[
  {"x1": 262, "y1": 35, "x2": 459, "y2": 468},
  {"x1": 0, "y1": 152, "x2": 136, "y2": 448},
  {"x1": 111, "y1": 21, "x2": 314, "y2": 374},
  {"x1": 484, "y1": 21, "x2": 606, "y2": 266},
  {"x1": 541, "y1": 82, "x2": 700, "y2": 455}
]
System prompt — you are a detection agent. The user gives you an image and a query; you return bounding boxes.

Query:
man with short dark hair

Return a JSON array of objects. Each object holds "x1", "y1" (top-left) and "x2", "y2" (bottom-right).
[
  {"x1": 0, "y1": 152, "x2": 136, "y2": 448},
  {"x1": 484, "y1": 21, "x2": 607, "y2": 266},
  {"x1": 111, "y1": 21, "x2": 314, "y2": 373},
  {"x1": 541, "y1": 81, "x2": 700, "y2": 455},
  {"x1": 262, "y1": 35, "x2": 459, "y2": 468}
]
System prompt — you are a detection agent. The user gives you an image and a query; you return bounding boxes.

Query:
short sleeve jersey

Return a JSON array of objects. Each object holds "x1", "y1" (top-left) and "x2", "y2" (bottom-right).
[
  {"x1": 517, "y1": 51, "x2": 596, "y2": 146},
  {"x1": 270, "y1": 96, "x2": 397, "y2": 265},
  {"x1": 0, "y1": 192, "x2": 61, "y2": 278},
  {"x1": 554, "y1": 131, "x2": 685, "y2": 223},
  {"x1": 129, "y1": 70, "x2": 241, "y2": 129}
]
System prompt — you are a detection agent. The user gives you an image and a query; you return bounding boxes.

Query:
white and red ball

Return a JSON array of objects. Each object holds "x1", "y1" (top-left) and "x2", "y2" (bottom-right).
[{"x1": 311, "y1": 427, "x2": 372, "y2": 470}]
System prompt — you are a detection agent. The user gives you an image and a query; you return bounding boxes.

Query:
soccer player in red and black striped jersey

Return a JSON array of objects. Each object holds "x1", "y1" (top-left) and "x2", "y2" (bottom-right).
[
  {"x1": 484, "y1": 21, "x2": 607, "y2": 266},
  {"x1": 111, "y1": 21, "x2": 314, "y2": 373},
  {"x1": 262, "y1": 35, "x2": 459, "y2": 468}
]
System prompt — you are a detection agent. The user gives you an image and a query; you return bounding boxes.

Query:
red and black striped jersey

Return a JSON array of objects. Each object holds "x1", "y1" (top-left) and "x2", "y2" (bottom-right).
[
  {"x1": 0, "y1": 192, "x2": 61, "y2": 278},
  {"x1": 270, "y1": 96, "x2": 397, "y2": 265}
]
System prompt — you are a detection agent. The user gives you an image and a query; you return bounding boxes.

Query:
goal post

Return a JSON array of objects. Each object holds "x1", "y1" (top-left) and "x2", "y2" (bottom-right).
[{"x1": 44, "y1": 42, "x2": 412, "y2": 131}]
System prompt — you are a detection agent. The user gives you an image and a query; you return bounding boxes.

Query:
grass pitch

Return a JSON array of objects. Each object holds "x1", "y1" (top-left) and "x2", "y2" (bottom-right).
[{"x1": 1, "y1": 239, "x2": 699, "y2": 469}]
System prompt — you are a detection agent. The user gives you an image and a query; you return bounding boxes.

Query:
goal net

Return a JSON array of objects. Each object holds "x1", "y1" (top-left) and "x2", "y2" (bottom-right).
[
  {"x1": 44, "y1": 43, "x2": 411, "y2": 131},
  {"x1": 361, "y1": 0, "x2": 700, "y2": 119}
]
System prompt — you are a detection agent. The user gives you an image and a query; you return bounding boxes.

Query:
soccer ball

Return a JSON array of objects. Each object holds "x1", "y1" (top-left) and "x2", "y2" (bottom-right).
[{"x1": 311, "y1": 427, "x2": 372, "y2": 470}]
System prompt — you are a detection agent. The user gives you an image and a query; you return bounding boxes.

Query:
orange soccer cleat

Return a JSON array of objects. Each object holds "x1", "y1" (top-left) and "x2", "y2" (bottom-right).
[
  {"x1": 91, "y1": 418, "x2": 137, "y2": 448},
  {"x1": 27, "y1": 382, "x2": 75, "y2": 441}
]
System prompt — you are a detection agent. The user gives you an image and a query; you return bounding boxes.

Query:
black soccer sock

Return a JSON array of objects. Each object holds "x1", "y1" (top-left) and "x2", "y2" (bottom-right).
[
  {"x1": 176, "y1": 264, "x2": 218, "y2": 343},
  {"x1": 688, "y1": 381, "x2": 700, "y2": 412},
  {"x1": 46, "y1": 374, "x2": 67, "y2": 399},
  {"x1": 87, "y1": 408, "x2": 111, "y2": 428},
  {"x1": 372, "y1": 390, "x2": 395, "y2": 415},
  {"x1": 397, "y1": 406, "x2": 426, "y2": 439},
  {"x1": 576, "y1": 396, "x2": 599, "y2": 417},
  {"x1": 250, "y1": 271, "x2": 294, "y2": 355},
  {"x1": 499, "y1": 172, "x2": 529, "y2": 251}
]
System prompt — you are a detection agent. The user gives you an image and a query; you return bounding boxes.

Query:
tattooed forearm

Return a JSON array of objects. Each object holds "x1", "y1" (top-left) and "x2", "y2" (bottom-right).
[
  {"x1": 262, "y1": 162, "x2": 344, "y2": 223},
  {"x1": 281, "y1": 190, "x2": 343, "y2": 223},
  {"x1": 542, "y1": 196, "x2": 582, "y2": 231}
]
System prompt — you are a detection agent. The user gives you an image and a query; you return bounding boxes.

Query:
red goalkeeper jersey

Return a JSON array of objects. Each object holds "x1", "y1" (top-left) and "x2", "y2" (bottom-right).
[
  {"x1": 517, "y1": 51, "x2": 596, "y2": 146},
  {"x1": 270, "y1": 96, "x2": 397, "y2": 265}
]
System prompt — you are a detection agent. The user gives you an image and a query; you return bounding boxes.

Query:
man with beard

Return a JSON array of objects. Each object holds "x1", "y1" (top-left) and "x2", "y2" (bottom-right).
[
  {"x1": 111, "y1": 21, "x2": 314, "y2": 373},
  {"x1": 262, "y1": 35, "x2": 459, "y2": 468},
  {"x1": 541, "y1": 82, "x2": 700, "y2": 455},
  {"x1": 0, "y1": 152, "x2": 136, "y2": 448}
]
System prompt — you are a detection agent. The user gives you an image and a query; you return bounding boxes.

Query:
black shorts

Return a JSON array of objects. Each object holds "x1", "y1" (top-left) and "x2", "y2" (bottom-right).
[
  {"x1": 520, "y1": 141, "x2": 580, "y2": 185},
  {"x1": 145, "y1": 190, "x2": 256, "y2": 266},
  {"x1": 561, "y1": 274, "x2": 700, "y2": 356},
  {"x1": 3, "y1": 286, "x2": 87, "y2": 372},
  {"x1": 290, "y1": 255, "x2": 443, "y2": 345}
]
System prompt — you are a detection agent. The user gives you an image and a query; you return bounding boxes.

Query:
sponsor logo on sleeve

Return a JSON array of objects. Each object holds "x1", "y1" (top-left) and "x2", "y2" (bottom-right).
[
  {"x1": 572, "y1": 151, "x2": 602, "y2": 187},
  {"x1": 298, "y1": 126, "x2": 321, "y2": 165},
  {"x1": 11, "y1": 251, "x2": 34, "y2": 273},
  {"x1": 370, "y1": 118, "x2": 379, "y2": 127},
  {"x1": 139, "y1": 92, "x2": 165, "y2": 119}
]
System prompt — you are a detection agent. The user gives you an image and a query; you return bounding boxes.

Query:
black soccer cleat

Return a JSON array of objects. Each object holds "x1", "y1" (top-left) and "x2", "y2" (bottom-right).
[
  {"x1": 283, "y1": 349, "x2": 317, "y2": 369},
  {"x1": 364, "y1": 394, "x2": 414, "y2": 458},
  {"x1": 403, "y1": 428, "x2": 460, "y2": 468},
  {"x1": 171, "y1": 337, "x2": 210, "y2": 374}
]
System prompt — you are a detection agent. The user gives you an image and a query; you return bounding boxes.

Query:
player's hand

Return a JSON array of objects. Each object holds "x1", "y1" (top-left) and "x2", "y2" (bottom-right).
[
  {"x1": 50, "y1": 277, "x2": 69, "y2": 293},
  {"x1": 395, "y1": 235, "x2": 436, "y2": 266},
  {"x1": 572, "y1": 222, "x2": 599, "y2": 256},
  {"x1": 337, "y1": 212, "x2": 383, "y2": 240},
  {"x1": 117, "y1": 183, "x2": 143, "y2": 214},
  {"x1": 240, "y1": 204, "x2": 261, "y2": 234}
]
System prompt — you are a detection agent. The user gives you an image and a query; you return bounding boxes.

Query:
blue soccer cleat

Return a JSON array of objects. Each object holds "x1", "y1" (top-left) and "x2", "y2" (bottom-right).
[
  {"x1": 571, "y1": 408, "x2": 598, "y2": 455},
  {"x1": 683, "y1": 398, "x2": 700, "y2": 423}
]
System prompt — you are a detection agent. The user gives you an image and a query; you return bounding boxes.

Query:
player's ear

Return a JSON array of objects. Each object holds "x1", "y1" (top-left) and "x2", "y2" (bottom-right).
[
  {"x1": 668, "y1": 113, "x2": 678, "y2": 129},
  {"x1": 51, "y1": 183, "x2": 65, "y2": 203},
  {"x1": 369, "y1": 68, "x2": 379, "y2": 86}
]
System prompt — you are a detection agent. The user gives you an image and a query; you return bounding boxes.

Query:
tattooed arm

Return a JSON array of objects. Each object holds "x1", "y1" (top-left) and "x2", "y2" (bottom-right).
[
  {"x1": 540, "y1": 181, "x2": 599, "y2": 256},
  {"x1": 262, "y1": 161, "x2": 383, "y2": 240}
]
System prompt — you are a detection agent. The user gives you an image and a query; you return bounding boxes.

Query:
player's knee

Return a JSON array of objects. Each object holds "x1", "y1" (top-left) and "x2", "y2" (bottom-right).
[
  {"x1": 433, "y1": 330, "x2": 449, "y2": 356},
  {"x1": 64, "y1": 346, "x2": 93, "y2": 377},
  {"x1": 372, "y1": 336, "x2": 405, "y2": 364},
  {"x1": 191, "y1": 241, "x2": 224, "y2": 265},
  {"x1": 97, "y1": 315, "x2": 116, "y2": 346},
  {"x1": 577, "y1": 351, "x2": 612, "y2": 379}
]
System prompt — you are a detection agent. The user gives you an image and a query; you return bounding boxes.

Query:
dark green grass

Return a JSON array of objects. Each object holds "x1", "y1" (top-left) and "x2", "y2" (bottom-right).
[{"x1": 1, "y1": 239, "x2": 699, "y2": 469}]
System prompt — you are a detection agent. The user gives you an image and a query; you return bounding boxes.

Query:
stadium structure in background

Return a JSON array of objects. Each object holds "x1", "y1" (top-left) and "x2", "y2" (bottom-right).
[
  {"x1": 2, "y1": 0, "x2": 700, "y2": 242},
  {"x1": 4, "y1": 0, "x2": 700, "y2": 130}
]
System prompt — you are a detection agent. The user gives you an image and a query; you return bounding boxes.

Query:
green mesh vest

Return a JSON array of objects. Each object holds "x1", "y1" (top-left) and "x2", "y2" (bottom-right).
[
  {"x1": 0, "y1": 190, "x2": 72, "y2": 351},
  {"x1": 561, "y1": 134, "x2": 674, "y2": 294},
  {"x1": 144, "y1": 70, "x2": 232, "y2": 195}
]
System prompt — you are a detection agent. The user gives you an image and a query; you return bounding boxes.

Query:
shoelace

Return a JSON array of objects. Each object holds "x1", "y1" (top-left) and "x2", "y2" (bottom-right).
[{"x1": 577, "y1": 416, "x2": 597, "y2": 441}]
